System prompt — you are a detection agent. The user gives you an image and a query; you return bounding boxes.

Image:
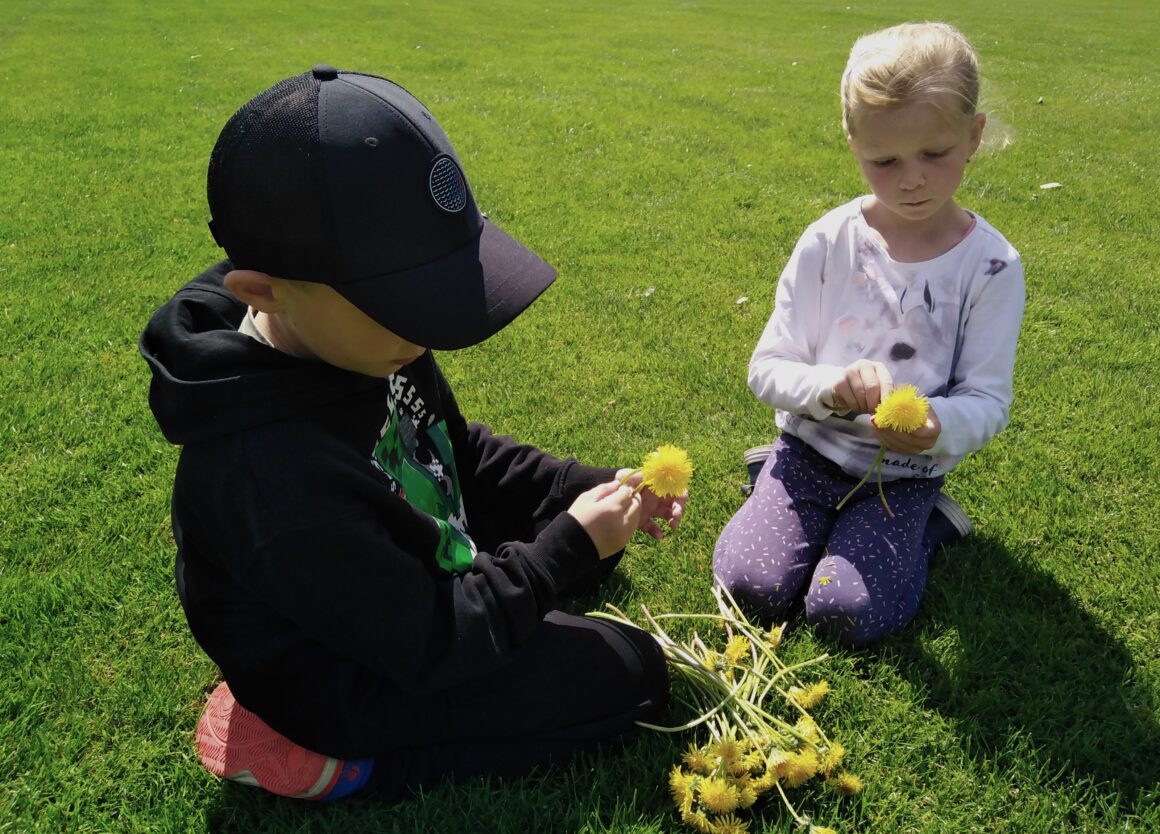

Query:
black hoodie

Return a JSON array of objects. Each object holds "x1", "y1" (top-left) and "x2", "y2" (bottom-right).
[{"x1": 139, "y1": 262, "x2": 614, "y2": 755}]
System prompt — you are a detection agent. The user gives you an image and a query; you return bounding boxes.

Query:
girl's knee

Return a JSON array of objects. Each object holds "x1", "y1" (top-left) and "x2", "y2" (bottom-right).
[
  {"x1": 804, "y1": 593, "x2": 908, "y2": 647},
  {"x1": 713, "y1": 569, "x2": 800, "y2": 625}
]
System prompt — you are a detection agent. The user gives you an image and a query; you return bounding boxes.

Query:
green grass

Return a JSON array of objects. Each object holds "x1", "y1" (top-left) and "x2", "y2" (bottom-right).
[{"x1": 1, "y1": 0, "x2": 1157, "y2": 831}]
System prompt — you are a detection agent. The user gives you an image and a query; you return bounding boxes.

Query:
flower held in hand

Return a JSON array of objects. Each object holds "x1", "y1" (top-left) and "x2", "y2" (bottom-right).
[
  {"x1": 632, "y1": 444, "x2": 694, "y2": 498},
  {"x1": 837, "y1": 385, "x2": 930, "y2": 516},
  {"x1": 873, "y1": 384, "x2": 929, "y2": 432}
]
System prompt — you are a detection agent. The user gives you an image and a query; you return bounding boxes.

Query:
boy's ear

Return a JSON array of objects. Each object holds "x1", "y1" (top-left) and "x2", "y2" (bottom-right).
[{"x1": 223, "y1": 270, "x2": 284, "y2": 313}]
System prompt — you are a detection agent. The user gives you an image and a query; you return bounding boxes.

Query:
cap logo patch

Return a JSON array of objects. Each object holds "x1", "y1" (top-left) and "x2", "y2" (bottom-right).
[{"x1": 429, "y1": 156, "x2": 467, "y2": 214}]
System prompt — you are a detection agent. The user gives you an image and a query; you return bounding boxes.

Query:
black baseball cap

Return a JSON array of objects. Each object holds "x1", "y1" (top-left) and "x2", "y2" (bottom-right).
[{"x1": 206, "y1": 65, "x2": 556, "y2": 350}]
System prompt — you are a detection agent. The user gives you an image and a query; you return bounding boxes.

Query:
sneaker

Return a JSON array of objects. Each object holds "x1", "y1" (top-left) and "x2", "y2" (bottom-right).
[
  {"x1": 741, "y1": 444, "x2": 775, "y2": 497},
  {"x1": 925, "y1": 492, "x2": 973, "y2": 553},
  {"x1": 195, "y1": 681, "x2": 373, "y2": 801}
]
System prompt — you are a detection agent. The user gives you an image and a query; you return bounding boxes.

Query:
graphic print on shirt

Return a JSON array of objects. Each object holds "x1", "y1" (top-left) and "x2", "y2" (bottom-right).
[
  {"x1": 844, "y1": 230, "x2": 955, "y2": 400},
  {"x1": 372, "y1": 373, "x2": 476, "y2": 573}
]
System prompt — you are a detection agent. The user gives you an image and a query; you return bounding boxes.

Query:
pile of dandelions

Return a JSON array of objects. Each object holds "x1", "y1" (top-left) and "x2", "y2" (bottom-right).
[
  {"x1": 593, "y1": 586, "x2": 862, "y2": 834},
  {"x1": 601, "y1": 445, "x2": 858, "y2": 831}
]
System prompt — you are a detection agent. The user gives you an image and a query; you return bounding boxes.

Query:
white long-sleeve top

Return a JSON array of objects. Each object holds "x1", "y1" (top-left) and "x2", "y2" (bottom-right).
[{"x1": 749, "y1": 198, "x2": 1025, "y2": 480}]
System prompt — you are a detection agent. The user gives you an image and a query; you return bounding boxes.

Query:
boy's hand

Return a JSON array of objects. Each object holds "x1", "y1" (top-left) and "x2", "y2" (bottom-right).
[
  {"x1": 831, "y1": 359, "x2": 894, "y2": 415},
  {"x1": 615, "y1": 468, "x2": 687, "y2": 541},
  {"x1": 873, "y1": 408, "x2": 942, "y2": 454},
  {"x1": 567, "y1": 481, "x2": 642, "y2": 560}
]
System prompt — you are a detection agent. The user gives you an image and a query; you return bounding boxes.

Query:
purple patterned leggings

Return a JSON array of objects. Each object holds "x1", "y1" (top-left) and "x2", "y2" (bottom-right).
[{"x1": 712, "y1": 435, "x2": 943, "y2": 646}]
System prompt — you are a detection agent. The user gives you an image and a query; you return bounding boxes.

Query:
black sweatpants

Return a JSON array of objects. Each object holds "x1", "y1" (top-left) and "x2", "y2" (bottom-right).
[{"x1": 359, "y1": 608, "x2": 668, "y2": 801}]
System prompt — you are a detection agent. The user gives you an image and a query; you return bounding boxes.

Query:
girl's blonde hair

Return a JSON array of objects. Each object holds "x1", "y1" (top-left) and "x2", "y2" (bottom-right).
[{"x1": 841, "y1": 22, "x2": 980, "y2": 137}]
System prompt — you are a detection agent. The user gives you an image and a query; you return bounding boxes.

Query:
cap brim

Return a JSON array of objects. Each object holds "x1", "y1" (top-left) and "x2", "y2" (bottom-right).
[{"x1": 335, "y1": 218, "x2": 557, "y2": 351}]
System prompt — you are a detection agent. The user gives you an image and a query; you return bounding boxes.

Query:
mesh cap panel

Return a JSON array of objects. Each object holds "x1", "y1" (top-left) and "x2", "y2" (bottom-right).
[{"x1": 208, "y1": 74, "x2": 337, "y2": 278}]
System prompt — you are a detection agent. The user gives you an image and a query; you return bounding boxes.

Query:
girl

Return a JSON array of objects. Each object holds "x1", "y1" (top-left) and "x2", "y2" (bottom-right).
[{"x1": 713, "y1": 22, "x2": 1024, "y2": 646}]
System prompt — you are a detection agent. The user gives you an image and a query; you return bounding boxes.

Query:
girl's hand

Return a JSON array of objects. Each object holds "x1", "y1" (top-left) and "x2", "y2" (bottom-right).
[
  {"x1": 567, "y1": 481, "x2": 642, "y2": 559},
  {"x1": 615, "y1": 468, "x2": 687, "y2": 541},
  {"x1": 873, "y1": 408, "x2": 942, "y2": 454},
  {"x1": 831, "y1": 359, "x2": 894, "y2": 415}
]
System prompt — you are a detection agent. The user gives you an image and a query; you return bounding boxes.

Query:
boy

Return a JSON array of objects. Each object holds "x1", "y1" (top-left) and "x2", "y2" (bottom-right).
[{"x1": 140, "y1": 65, "x2": 681, "y2": 802}]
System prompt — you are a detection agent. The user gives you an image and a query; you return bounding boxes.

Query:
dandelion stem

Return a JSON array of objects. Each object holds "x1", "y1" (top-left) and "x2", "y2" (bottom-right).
[
  {"x1": 774, "y1": 781, "x2": 812, "y2": 828},
  {"x1": 836, "y1": 445, "x2": 885, "y2": 512},
  {"x1": 877, "y1": 461, "x2": 894, "y2": 517},
  {"x1": 616, "y1": 467, "x2": 642, "y2": 487}
]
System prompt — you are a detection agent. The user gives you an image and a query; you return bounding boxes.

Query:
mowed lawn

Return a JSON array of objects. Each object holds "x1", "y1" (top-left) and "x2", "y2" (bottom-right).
[{"x1": 1, "y1": 1, "x2": 1157, "y2": 832}]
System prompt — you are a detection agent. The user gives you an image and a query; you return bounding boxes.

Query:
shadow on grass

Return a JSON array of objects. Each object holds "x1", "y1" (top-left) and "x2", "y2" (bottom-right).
[{"x1": 879, "y1": 535, "x2": 1159, "y2": 809}]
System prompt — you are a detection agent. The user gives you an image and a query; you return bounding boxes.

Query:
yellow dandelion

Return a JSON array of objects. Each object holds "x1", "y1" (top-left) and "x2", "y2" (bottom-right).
[
  {"x1": 701, "y1": 650, "x2": 731, "y2": 675},
  {"x1": 874, "y1": 384, "x2": 929, "y2": 432},
  {"x1": 752, "y1": 768, "x2": 779, "y2": 795},
  {"x1": 782, "y1": 750, "x2": 820, "y2": 787},
  {"x1": 709, "y1": 737, "x2": 743, "y2": 765},
  {"x1": 696, "y1": 776, "x2": 740, "y2": 814},
  {"x1": 764, "y1": 747, "x2": 790, "y2": 768},
  {"x1": 740, "y1": 751, "x2": 765, "y2": 774},
  {"x1": 639, "y1": 444, "x2": 694, "y2": 498},
  {"x1": 683, "y1": 743, "x2": 715, "y2": 775},
  {"x1": 837, "y1": 384, "x2": 930, "y2": 516},
  {"x1": 681, "y1": 809, "x2": 714, "y2": 834},
  {"x1": 788, "y1": 680, "x2": 831, "y2": 710},
  {"x1": 793, "y1": 715, "x2": 820, "y2": 743},
  {"x1": 727, "y1": 759, "x2": 752, "y2": 778},
  {"x1": 724, "y1": 634, "x2": 750, "y2": 666},
  {"x1": 669, "y1": 765, "x2": 696, "y2": 806},
  {"x1": 820, "y1": 741, "x2": 845, "y2": 775},
  {"x1": 709, "y1": 813, "x2": 751, "y2": 834},
  {"x1": 766, "y1": 622, "x2": 784, "y2": 649},
  {"x1": 832, "y1": 772, "x2": 865, "y2": 796},
  {"x1": 735, "y1": 776, "x2": 759, "y2": 808}
]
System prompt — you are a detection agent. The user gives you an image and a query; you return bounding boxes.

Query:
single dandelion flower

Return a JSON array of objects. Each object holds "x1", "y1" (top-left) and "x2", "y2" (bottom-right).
[
  {"x1": 741, "y1": 750, "x2": 765, "y2": 774},
  {"x1": 696, "y1": 776, "x2": 741, "y2": 814},
  {"x1": 727, "y1": 758, "x2": 752, "y2": 778},
  {"x1": 782, "y1": 750, "x2": 820, "y2": 787},
  {"x1": 724, "y1": 634, "x2": 750, "y2": 666},
  {"x1": 793, "y1": 715, "x2": 820, "y2": 743},
  {"x1": 709, "y1": 813, "x2": 751, "y2": 834},
  {"x1": 836, "y1": 384, "x2": 930, "y2": 516},
  {"x1": 789, "y1": 680, "x2": 831, "y2": 710},
  {"x1": 710, "y1": 737, "x2": 744, "y2": 765},
  {"x1": 669, "y1": 765, "x2": 696, "y2": 806},
  {"x1": 681, "y1": 808, "x2": 714, "y2": 834},
  {"x1": 832, "y1": 772, "x2": 865, "y2": 796},
  {"x1": 702, "y1": 649, "x2": 724, "y2": 673},
  {"x1": 766, "y1": 622, "x2": 784, "y2": 649},
  {"x1": 874, "y1": 384, "x2": 929, "y2": 432},
  {"x1": 735, "y1": 775, "x2": 759, "y2": 808},
  {"x1": 765, "y1": 747, "x2": 790, "y2": 764},
  {"x1": 820, "y1": 741, "x2": 845, "y2": 775},
  {"x1": 752, "y1": 769, "x2": 779, "y2": 794},
  {"x1": 639, "y1": 444, "x2": 694, "y2": 498},
  {"x1": 683, "y1": 743, "x2": 715, "y2": 775}
]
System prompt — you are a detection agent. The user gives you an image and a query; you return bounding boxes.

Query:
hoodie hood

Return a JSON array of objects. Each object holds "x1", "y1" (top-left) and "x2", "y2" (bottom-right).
[{"x1": 140, "y1": 261, "x2": 379, "y2": 445}]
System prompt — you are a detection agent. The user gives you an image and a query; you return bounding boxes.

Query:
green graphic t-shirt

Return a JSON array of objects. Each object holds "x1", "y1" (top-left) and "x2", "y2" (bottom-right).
[{"x1": 371, "y1": 372, "x2": 476, "y2": 573}]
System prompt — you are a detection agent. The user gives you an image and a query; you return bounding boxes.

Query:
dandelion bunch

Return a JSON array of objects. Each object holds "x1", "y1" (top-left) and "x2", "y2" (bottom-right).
[
  {"x1": 591, "y1": 584, "x2": 862, "y2": 833},
  {"x1": 836, "y1": 384, "x2": 930, "y2": 516},
  {"x1": 621, "y1": 444, "x2": 694, "y2": 498}
]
